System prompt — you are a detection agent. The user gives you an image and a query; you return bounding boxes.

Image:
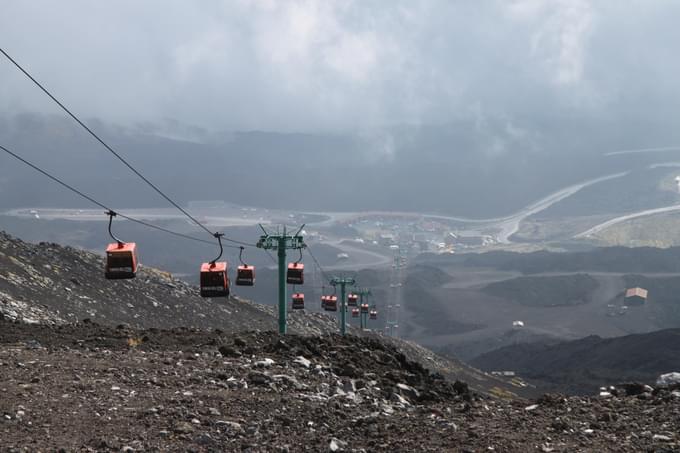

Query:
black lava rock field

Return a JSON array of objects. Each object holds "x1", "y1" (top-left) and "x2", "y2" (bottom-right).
[{"x1": 2, "y1": 320, "x2": 680, "y2": 452}]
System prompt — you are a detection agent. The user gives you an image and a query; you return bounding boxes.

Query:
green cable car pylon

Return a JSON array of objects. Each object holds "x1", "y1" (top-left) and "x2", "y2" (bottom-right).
[
  {"x1": 256, "y1": 224, "x2": 305, "y2": 334},
  {"x1": 329, "y1": 277, "x2": 356, "y2": 335}
]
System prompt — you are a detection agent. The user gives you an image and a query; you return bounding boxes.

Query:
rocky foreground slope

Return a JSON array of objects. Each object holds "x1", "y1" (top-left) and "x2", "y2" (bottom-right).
[{"x1": 2, "y1": 320, "x2": 680, "y2": 452}]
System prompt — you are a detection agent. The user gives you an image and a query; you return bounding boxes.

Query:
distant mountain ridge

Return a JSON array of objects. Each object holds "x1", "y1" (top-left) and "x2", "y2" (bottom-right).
[
  {"x1": 470, "y1": 329, "x2": 680, "y2": 394},
  {"x1": 418, "y1": 246, "x2": 680, "y2": 274},
  {"x1": 0, "y1": 112, "x2": 643, "y2": 217}
]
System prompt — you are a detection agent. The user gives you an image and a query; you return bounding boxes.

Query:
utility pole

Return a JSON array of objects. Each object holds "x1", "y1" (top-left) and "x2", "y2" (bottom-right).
[
  {"x1": 257, "y1": 224, "x2": 305, "y2": 334},
  {"x1": 330, "y1": 277, "x2": 355, "y2": 335}
]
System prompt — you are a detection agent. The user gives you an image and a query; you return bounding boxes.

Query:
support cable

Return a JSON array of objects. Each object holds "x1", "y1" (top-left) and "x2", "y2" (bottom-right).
[
  {"x1": 0, "y1": 143, "x2": 239, "y2": 248},
  {"x1": 0, "y1": 47, "x2": 254, "y2": 248},
  {"x1": 305, "y1": 246, "x2": 332, "y2": 282}
]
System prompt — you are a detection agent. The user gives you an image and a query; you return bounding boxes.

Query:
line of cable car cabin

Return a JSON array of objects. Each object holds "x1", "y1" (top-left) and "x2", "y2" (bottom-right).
[
  {"x1": 103, "y1": 226, "x2": 310, "y2": 304},
  {"x1": 105, "y1": 242, "x2": 138, "y2": 279},
  {"x1": 287, "y1": 262, "x2": 304, "y2": 284},
  {"x1": 322, "y1": 295, "x2": 338, "y2": 311},
  {"x1": 104, "y1": 238, "x2": 367, "y2": 317},
  {"x1": 236, "y1": 264, "x2": 255, "y2": 286},
  {"x1": 291, "y1": 293, "x2": 305, "y2": 310},
  {"x1": 200, "y1": 261, "x2": 230, "y2": 297}
]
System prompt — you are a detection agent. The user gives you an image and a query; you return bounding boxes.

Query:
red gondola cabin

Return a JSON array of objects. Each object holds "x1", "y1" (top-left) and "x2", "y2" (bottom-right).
[
  {"x1": 105, "y1": 242, "x2": 138, "y2": 279},
  {"x1": 292, "y1": 293, "x2": 305, "y2": 310},
  {"x1": 325, "y1": 295, "x2": 338, "y2": 311},
  {"x1": 360, "y1": 303, "x2": 369, "y2": 313},
  {"x1": 286, "y1": 262, "x2": 304, "y2": 284},
  {"x1": 369, "y1": 309, "x2": 378, "y2": 320},
  {"x1": 351, "y1": 308, "x2": 360, "y2": 318},
  {"x1": 200, "y1": 261, "x2": 230, "y2": 297},
  {"x1": 236, "y1": 265, "x2": 255, "y2": 286},
  {"x1": 347, "y1": 293, "x2": 358, "y2": 306}
]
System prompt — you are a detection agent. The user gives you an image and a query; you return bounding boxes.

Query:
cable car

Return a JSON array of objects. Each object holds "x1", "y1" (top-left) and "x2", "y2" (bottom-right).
[
  {"x1": 236, "y1": 265, "x2": 255, "y2": 286},
  {"x1": 287, "y1": 262, "x2": 304, "y2": 284},
  {"x1": 104, "y1": 211, "x2": 138, "y2": 279},
  {"x1": 369, "y1": 309, "x2": 378, "y2": 320},
  {"x1": 292, "y1": 293, "x2": 305, "y2": 310},
  {"x1": 360, "y1": 303, "x2": 369, "y2": 313},
  {"x1": 347, "y1": 293, "x2": 358, "y2": 306},
  {"x1": 105, "y1": 242, "x2": 138, "y2": 279},
  {"x1": 235, "y1": 247, "x2": 255, "y2": 286},
  {"x1": 325, "y1": 295, "x2": 338, "y2": 311},
  {"x1": 200, "y1": 261, "x2": 230, "y2": 297},
  {"x1": 351, "y1": 308, "x2": 360, "y2": 318},
  {"x1": 200, "y1": 232, "x2": 230, "y2": 298}
]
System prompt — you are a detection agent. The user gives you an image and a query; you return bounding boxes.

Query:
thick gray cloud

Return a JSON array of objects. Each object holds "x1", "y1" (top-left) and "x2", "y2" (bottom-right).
[{"x1": 1, "y1": 0, "x2": 679, "y2": 133}]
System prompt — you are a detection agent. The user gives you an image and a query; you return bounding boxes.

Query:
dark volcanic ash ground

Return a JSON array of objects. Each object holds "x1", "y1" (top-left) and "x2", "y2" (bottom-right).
[{"x1": 2, "y1": 320, "x2": 680, "y2": 452}]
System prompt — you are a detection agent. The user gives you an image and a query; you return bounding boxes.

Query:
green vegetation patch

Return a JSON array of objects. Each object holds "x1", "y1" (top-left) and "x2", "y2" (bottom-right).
[{"x1": 482, "y1": 274, "x2": 599, "y2": 307}]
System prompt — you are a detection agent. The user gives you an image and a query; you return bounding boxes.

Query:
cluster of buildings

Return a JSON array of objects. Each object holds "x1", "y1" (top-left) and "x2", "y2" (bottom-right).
[{"x1": 346, "y1": 216, "x2": 497, "y2": 254}]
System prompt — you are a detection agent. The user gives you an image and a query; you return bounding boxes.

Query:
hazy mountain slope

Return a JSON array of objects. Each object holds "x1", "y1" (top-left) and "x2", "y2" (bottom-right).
[
  {"x1": 482, "y1": 274, "x2": 599, "y2": 307},
  {"x1": 405, "y1": 250, "x2": 680, "y2": 363},
  {"x1": 0, "y1": 112, "x2": 645, "y2": 217},
  {"x1": 417, "y1": 246, "x2": 680, "y2": 274},
  {"x1": 536, "y1": 166, "x2": 680, "y2": 219},
  {"x1": 470, "y1": 329, "x2": 680, "y2": 394}
]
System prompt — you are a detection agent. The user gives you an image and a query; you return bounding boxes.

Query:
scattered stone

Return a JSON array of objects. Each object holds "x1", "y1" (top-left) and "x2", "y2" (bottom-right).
[
  {"x1": 248, "y1": 371, "x2": 271, "y2": 386},
  {"x1": 657, "y1": 372, "x2": 680, "y2": 387},
  {"x1": 395, "y1": 383, "x2": 420, "y2": 400},
  {"x1": 294, "y1": 356, "x2": 311, "y2": 368},
  {"x1": 254, "y1": 358, "x2": 275, "y2": 368},
  {"x1": 216, "y1": 421, "x2": 244, "y2": 435},
  {"x1": 218, "y1": 346, "x2": 242, "y2": 358},
  {"x1": 195, "y1": 434, "x2": 214, "y2": 445},
  {"x1": 653, "y1": 434, "x2": 673, "y2": 442},
  {"x1": 174, "y1": 422, "x2": 195, "y2": 434},
  {"x1": 342, "y1": 379, "x2": 356, "y2": 393},
  {"x1": 329, "y1": 437, "x2": 347, "y2": 451}
]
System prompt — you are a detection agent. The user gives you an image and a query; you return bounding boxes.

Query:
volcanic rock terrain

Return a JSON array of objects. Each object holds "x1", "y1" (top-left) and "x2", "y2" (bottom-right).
[
  {"x1": 2, "y1": 231, "x2": 680, "y2": 451},
  {"x1": 2, "y1": 320, "x2": 680, "y2": 452}
]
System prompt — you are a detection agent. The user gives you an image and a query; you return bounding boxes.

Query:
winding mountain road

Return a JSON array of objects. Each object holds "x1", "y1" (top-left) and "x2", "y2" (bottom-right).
[{"x1": 574, "y1": 204, "x2": 680, "y2": 238}]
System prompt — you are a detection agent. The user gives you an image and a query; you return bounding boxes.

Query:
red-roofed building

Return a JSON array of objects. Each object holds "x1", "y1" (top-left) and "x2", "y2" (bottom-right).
[{"x1": 624, "y1": 287, "x2": 648, "y2": 305}]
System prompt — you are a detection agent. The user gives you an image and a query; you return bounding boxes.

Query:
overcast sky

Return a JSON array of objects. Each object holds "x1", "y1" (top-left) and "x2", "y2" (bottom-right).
[{"x1": 1, "y1": 0, "x2": 679, "y2": 133}]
